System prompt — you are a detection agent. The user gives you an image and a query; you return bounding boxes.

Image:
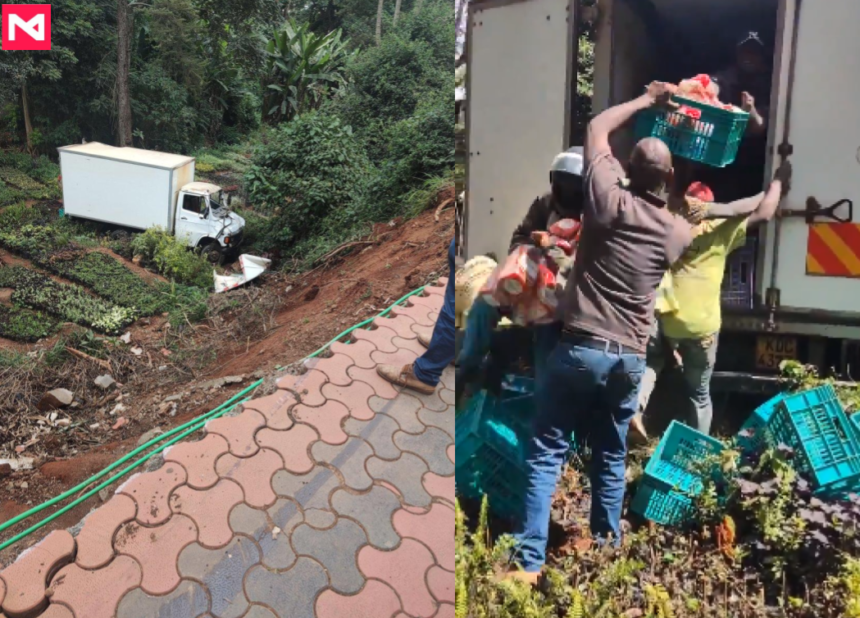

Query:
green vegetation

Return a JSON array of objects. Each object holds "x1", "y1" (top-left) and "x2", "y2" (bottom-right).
[
  {"x1": 0, "y1": 305, "x2": 58, "y2": 342},
  {"x1": 131, "y1": 228, "x2": 212, "y2": 288},
  {"x1": 0, "y1": 266, "x2": 135, "y2": 334}
]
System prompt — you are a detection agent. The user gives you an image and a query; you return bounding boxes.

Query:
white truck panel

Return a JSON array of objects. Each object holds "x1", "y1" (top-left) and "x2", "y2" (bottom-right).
[
  {"x1": 466, "y1": 0, "x2": 574, "y2": 261},
  {"x1": 171, "y1": 160, "x2": 195, "y2": 231},
  {"x1": 761, "y1": 0, "x2": 860, "y2": 314},
  {"x1": 60, "y1": 151, "x2": 174, "y2": 230}
]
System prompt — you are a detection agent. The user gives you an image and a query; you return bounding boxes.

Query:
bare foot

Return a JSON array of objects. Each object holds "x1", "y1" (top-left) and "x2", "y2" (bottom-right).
[{"x1": 498, "y1": 570, "x2": 542, "y2": 587}]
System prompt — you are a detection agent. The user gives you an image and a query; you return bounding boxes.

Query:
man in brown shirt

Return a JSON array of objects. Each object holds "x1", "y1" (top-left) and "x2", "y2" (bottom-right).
[{"x1": 513, "y1": 82, "x2": 694, "y2": 578}]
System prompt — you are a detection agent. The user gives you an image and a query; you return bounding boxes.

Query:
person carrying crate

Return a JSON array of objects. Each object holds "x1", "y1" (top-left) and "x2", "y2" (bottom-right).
[
  {"x1": 508, "y1": 82, "x2": 696, "y2": 584},
  {"x1": 633, "y1": 162, "x2": 792, "y2": 438},
  {"x1": 455, "y1": 146, "x2": 585, "y2": 407}
]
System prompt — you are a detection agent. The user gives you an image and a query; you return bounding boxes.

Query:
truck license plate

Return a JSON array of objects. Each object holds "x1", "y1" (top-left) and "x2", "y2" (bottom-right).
[{"x1": 755, "y1": 336, "x2": 797, "y2": 370}]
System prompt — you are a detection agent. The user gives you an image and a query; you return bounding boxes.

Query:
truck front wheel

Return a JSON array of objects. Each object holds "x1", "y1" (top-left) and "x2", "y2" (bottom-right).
[{"x1": 199, "y1": 243, "x2": 223, "y2": 266}]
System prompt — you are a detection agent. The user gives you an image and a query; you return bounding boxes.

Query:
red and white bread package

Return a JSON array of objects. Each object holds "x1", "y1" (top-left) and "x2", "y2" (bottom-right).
[{"x1": 479, "y1": 218, "x2": 581, "y2": 326}]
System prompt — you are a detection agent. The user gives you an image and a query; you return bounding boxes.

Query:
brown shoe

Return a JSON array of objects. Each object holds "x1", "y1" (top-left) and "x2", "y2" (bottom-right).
[
  {"x1": 418, "y1": 331, "x2": 432, "y2": 349},
  {"x1": 377, "y1": 363, "x2": 436, "y2": 394},
  {"x1": 498, "y1": 569, "x2": 542, "y2": 587}
]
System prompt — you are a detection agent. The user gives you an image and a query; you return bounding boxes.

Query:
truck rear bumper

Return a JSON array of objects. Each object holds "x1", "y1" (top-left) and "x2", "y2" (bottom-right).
[{"x1": 711, "y1": 371, "x2": 783, "y2": 395}]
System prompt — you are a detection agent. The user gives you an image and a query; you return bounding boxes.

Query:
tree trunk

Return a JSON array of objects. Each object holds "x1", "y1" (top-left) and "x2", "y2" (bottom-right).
[
  {"x1": 21, "y1": 81, "x2": 34, "y2": 154},
  {"x1": 375, "y1": 0, "x2": 384, "y2": 45},
  {"x1": 116, "y1": 0, "x2": 133, "y2": 146},
  {"x1": 393, "y1": 0, "x2": 402, "y2": 27}
]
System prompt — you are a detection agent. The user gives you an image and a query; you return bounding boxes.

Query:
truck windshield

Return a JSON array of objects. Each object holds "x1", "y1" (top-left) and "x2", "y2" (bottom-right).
[{"x1": 208, "y1": 191, "x2": 223, "y2": 209}]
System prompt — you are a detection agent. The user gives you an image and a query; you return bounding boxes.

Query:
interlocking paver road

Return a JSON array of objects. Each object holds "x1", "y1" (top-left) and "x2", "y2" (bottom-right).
[{"x1": 0, "y1": 280, "x2": 454, "y2": 618}]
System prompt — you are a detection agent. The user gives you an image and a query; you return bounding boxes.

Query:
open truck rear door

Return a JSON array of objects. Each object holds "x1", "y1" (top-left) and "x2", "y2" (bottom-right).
[{"x1": 465, "y1": 0, "x2": 578, "y2": 261}]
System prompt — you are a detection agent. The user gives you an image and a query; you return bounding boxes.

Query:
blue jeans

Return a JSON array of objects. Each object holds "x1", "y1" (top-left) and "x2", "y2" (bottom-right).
[
  {"x1": 514, "y1": 340, "x2": 645, "y2": 571},
  {"x1": 413, "y1": 239, "x2": 456, "y2": 387}
]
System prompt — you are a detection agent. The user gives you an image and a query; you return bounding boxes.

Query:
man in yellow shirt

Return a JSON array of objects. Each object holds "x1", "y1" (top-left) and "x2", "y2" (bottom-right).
[{"x1": 635, "y1": 162, "x2": 791, "y2": 436}]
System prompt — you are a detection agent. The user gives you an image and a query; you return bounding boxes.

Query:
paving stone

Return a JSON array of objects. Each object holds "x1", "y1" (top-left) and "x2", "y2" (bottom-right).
[
  {"x1": 292, "y1": 519, "x2": 367, "y2": 594},
  {"x1": 178, "y1": 536, "x2": 260, "y2": 618},
  {"x1": 205, "y1": 410, "x2": 266, "y2": 458},
  {"x1": 447, "y1": 444, "x2": 454, "y2": 465},
  {"x1": 370, "y1": 394, "x2": 425, "y2": 434},
  {"x1": 76, "y1": 494, "x2": 137, "y2": 569},
  {"x1": 348, "y1": 365, "x2": 400, "y2": 399},
  {"x1": 277, "y1": 370, "x2": 327, "y2": 406},
  {"x1": 417, "y1": 407, "x2": 453, "y2": 440},
  {"x1": 410, "y1": 322, "x2": 434, "y2": 343},
  {"x1": 367, "y1": 454, "x2": 431, "y2": 508},
  {"x1": 439, "y1": 388, "x2": 455, "y2": 406},
  {"x1": 215, "y1": 448, "x2": 282, "y2": 508},
  {"x1": 351, "y1": 326, "x2": 399, "y2": 353},
  {"x1": 309, "y1": 353, "x2": 354, "y2": 386},
  {"x1": 0, "y1": 530, "x2": 75, "y2": 618},
  {"x1": 40, "y1": 605, "x2": 75, "y2": 618},
  {"x1": 358, "y1": 540, "x2": 436, "y2": 618},
  {"x1": 344, "y1": 414, "x2": 401, "y2": 460},
  {"x1": 304, "y1": 509, "x2": 337, "y2": 528},
  {"x1": 316, "y1": 579, "x2": 402, "y2": 618},
  {"x1": 243, "y1": 607, "x2": 278, "y2": 618},
  {"x1": 331, "y1": 486, "x2": 401, "y2": 549},
  {"x1": 118, "y1": 463, "x2": 188, "y2": 526},
  {"x1": 170, "y1": 479, "x2": 244, "y2": 549},
  {"x1": 439, "y1": 366, "x2": 454, "y2": 391},
  {"x1": 48, "y1": 555, "x2": 142, "y2": 618},
  {"x1": 391, "y1": 336, "x2": 428, "y2": 357},
  {"x1": 321, "y1": 381, "x2": 375, "y2": 420},
  {"x1": 242, "y1": 390, "x2": 297, "y2": 430},
  {"x1": 0, "y1": 577, "x2": 4, "y2": 609},
  {"x1": 227, "y1": 503, "x2": 296, "y2": 570},
  {"x1": 409, "y1": 387, "x2": 449, "y2": 412},
  {"x1": 245, "y1": 557, "x2": 328, "y2": 618},
  {"x1": 115, "y1": 514, "x2": 198, "y2": 595},
  {"x1": 373, "y1": 315, "x2": 418, "y2": 340},
  {"x1": 427, "y1": 565, "x2": 454, "y2": 604},
  {"x1": 165, "y1": 434, "x2": 230, "y2": 490},
  {"x1": 330, "y1": 340, "x2": 377, "y2": 369},
  {"x1": 422, "y1": 473, "x2": 455, "y2": 506},
  {"x1": 271, "y1": 466, "x2": 340, "y2": 514},
  {"x1": 116, "y1": 579, "x2": 209, "y2": 618},
  {"x1": 394, "y1": 428, "x2": 454, "y2": 476},
  {"x1": 255, "y1": 424, "x2": 318, "y2": 474},
  {"x1": 370, "y1": 347, "x2": 420, "y2": 368},
  {"x1": 425, "y1": 280, "x2": 446, "y2": 295},
  {"x1": 434, "y1": 604, "x2": 455, "y2": 618},
  {"x1": 391, "y1": 302, "x2": 437, "y2": 326},
  {"x1": 393, "y1": 503, "x2": 454, "y2": 568},
  {"x1": 406, "y1": 294, "x2": 442, "y2": 311},
  {"x1": 312, "y1": 437, "x2": 374, "y2": 491},
  {"x1": 292, "y1": 401, "x2": 349, "y2": 445}
]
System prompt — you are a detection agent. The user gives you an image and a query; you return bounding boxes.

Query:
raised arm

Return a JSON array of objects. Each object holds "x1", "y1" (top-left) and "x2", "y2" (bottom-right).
[
  {"x1": 586, "y1": 82, "x2": 678, "y2": 161},
  {"x1": 702, "y1": 160, "x2": 791, "y2": 224}
]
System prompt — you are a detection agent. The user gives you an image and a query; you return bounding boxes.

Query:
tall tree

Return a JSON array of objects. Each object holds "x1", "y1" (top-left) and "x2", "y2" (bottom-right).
[
  {"x1": 375, "y1": 0, "x2": 384, "y2": 44},
  {"x1": 117, "y1": 0, "x2": 133, "y2": 146},
  {"x1": 393, "y1": 0, "x2": 402, "y2": 26}
]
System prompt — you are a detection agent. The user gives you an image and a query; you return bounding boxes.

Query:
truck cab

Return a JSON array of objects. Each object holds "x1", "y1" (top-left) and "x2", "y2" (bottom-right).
[
  {"x1": 465, "y1": 0, "x2": 860, "y2": 393},
  {"x1": 177, "y1": 182, "x2": 245, "y2": 262}
]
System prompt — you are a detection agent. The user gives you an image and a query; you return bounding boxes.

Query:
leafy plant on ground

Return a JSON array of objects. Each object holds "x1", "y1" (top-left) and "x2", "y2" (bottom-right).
[
  {"x1": 0, "y1": 167, "x2": 52, "y2": 199},
  {"x1": 0, "y1": 304, "x2": 58, "y2": 341},
  {"x1": 131, "y1": 227, "x2": 212, "y2": 289},
  {"x1": 0, "y1": 266, "x2": 134, "y2": 333}
]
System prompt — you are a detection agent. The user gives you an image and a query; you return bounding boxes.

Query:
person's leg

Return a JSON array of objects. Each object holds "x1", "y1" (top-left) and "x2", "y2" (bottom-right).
[
  {"x1": 631, "y1": 318, "x2": 665, "y2": 440},
  {"x1": 675, "y1": 333, "x2": 719, "y2": 435},
  {"x1": 590, "y1": 351, "x2": 645, "y2": 541},
  {"x1": 514, "y1": 342, "x2": 601, "y2": 572},
  {"x1": 379, "y1": 240, "x2": 455, "y2": 393}
]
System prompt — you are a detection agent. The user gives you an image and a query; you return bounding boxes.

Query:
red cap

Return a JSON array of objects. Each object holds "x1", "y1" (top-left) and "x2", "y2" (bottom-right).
[{"x1": 686, "y1": 181, "x2": 714, "y2": 202}]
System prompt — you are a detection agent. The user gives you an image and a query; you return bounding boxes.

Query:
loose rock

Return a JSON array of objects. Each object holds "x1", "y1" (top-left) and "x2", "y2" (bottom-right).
[
  {"x1": 137, "y1": 428, "x2": 164, "y2": 447},
  {"x1": 37, "y1": 388, "x2": 75, "y2": 411},
  {"x1": 94, "y1": 374, "x2": 116, "y2": 390}
]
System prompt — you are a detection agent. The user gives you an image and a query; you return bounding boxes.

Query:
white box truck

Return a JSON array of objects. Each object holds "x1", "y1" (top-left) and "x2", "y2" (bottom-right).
[
  {"x1": 465, "y1": 0, "x2": 860, "y2": 391},
  {"x1": 58, "y1": 142, "x2": 246, "y2": 262}
]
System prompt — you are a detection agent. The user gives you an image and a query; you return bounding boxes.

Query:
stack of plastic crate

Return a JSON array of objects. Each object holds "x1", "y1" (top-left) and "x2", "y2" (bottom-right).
[
  {"x1": 721, "y1": 236, "x2": 756, "y2": 309},
  {"x1": 761, "y1": 385, "x2": 860, "y2": 495},
  {"x1": 631, "y1": 421, "x2": 725, "y2": 526},
  {"x1": 736, "y1": 392, "x2": 787, "y2": 455},
  {"x1": 455, "y1": 377, "x2": 535, "y2": 519}
]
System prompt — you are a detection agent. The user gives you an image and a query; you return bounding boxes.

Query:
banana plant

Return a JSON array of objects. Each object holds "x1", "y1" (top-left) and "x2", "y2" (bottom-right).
[{"x1": 263, "y1": 20, "x2": 355, "y2": 123}]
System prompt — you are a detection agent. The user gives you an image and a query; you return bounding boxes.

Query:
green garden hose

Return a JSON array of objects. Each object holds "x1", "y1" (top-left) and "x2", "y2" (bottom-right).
[{"x1": 0, "y1": 282, "x2": 435, "y2": 548}]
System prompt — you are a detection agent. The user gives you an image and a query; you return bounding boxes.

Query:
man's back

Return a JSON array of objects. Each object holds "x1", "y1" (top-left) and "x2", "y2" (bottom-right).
[{"x1": 563, "y1": 152, "x2": 692, "y2": 352}]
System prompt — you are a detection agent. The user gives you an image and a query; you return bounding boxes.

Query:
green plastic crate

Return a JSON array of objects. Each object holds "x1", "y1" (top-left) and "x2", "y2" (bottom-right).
[
  {"x1": 737, "y1": 393, "x2": 787, "y2": 455},
  {"x1": 634, "y1": 95, "x2": 749, "y2": 168}
]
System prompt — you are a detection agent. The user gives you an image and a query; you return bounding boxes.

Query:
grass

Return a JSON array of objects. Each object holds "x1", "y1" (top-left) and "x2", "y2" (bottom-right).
[{"x1": 0, "y1": 305, "x2": 58, "y2": 341}]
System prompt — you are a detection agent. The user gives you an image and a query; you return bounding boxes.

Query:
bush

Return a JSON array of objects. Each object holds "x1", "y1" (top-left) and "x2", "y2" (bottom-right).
[
  {"x1": 0, "y1": 305, "x2": 58, "y2": 342},
  {"x1": 244, "y1": 111, "x2": 371, "y2": 245},
  {"x1": 131, "y1": 227, "x2": 212, "y2": 288}
]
